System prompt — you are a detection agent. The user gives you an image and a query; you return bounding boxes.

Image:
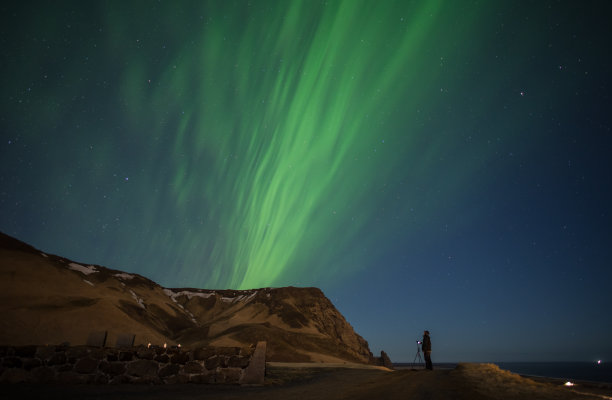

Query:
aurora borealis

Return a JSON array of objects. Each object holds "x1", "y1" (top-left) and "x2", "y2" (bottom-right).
[{"x1": 1, "y1": 1, "x2": 611, "y2": 362}]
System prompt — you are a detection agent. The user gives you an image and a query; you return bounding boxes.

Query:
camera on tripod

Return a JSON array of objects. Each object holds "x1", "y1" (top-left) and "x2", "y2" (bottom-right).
[{"x1": 412, "y1": 338, "x2": 423, "y2": 367}]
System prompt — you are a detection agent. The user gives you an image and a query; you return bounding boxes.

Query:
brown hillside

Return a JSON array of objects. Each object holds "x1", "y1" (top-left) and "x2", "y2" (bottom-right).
[{"x1": 0, "y1": 232, "x2": 374, "y2": 363}]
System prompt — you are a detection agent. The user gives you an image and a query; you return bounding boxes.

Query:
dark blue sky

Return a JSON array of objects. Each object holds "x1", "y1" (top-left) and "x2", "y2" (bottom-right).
[{"x1": 1, "y1": 1, "x2": 611, "y2": 362}]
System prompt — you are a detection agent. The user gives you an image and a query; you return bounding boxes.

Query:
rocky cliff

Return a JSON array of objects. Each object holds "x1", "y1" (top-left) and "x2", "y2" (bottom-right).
[{"x1": 0, "y1": 232, "x2": 374, "y2": 363}]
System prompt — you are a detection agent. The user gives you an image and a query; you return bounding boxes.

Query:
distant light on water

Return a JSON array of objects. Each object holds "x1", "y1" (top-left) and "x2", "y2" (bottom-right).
[
  {"x1": 564, "y1": 381, "x2": 574, "y2": 387},
  {"x1": 597, "y1": 360, "x2": 601, "y2": 365}
]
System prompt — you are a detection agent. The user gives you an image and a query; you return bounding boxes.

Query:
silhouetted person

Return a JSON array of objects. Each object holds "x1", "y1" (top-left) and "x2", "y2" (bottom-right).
[{"x1": 422, "y1": 330, "x2": 432, "y2": 370}]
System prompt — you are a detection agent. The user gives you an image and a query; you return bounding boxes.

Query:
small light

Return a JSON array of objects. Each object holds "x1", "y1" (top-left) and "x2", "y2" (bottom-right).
[
  {"x1": 163, "y1": 343, "x2": 167, "y2": 349},
  {"x1": 147, "y1": 342, "x2": 151, "y2": 348},
  {"x1": 597, "y1": 360, "x2": 601, "y2": 365},
  {"x1": 564, "y1": 381, "x2": 574, "y2": 387}
]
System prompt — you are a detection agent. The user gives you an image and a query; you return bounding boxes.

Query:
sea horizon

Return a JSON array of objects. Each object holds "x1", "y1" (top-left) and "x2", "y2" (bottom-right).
[{"x1": 393, "y1": 361, "x2": 610, "y2": 384}]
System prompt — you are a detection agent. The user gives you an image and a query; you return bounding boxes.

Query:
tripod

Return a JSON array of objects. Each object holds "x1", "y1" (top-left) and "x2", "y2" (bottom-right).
[{"x1": 412, "y1": 341, "x2": 423, "y2": 369}]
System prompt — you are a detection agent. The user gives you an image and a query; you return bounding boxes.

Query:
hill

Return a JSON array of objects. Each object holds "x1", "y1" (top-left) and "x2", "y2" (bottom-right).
[{"x1": 0, "y1": 232, "x2": 373, "y2": 363}]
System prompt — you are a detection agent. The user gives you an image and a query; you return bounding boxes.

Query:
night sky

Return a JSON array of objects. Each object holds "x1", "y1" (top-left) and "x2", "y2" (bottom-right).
[{"x1": 1, "y1": 1, "x2": 611, "y2": 363}]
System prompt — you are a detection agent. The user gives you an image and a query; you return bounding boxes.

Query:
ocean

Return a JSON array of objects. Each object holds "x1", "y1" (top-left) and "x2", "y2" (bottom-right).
[
  {"x1": 495, "y1": 362, "x2": 611, "y2": 384},
  {"x1": 394, "y1": 362, "x2": 611, "y2": 384}
]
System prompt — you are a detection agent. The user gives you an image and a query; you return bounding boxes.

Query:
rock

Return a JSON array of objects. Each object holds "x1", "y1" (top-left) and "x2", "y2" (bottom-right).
[
  {"x1": 380, "y1": 351, "x2": 394, "y2": 369},
  {"x1": 228, "y1": 355, "x2": 250, "y2": 368},
  {"x1": 170, "y1": 352, "x2": 190, "y2": 364},
  {"x1": 184, "y1": 361, "x2": 203, "y2": 374},
  {"x1": 99, "y1": 361, "x2": 126, "y2": 376},
  {"x1": 2, "y1": 356, "x2": 22, "y2": 368},
  {"x1": 57, "y1": 342, "x2": 70, "y2": 351},
  {"x1": 35, "y1": 346, "x2": 56, "y2": 360},
  {"x1": 136, "y1": 348, "x2": 155, "y2": 360},
  {"x1": 109, "y1": 374, "x2": 130, "y2": 385},
  {"x1": 23, "y1": 358, "x2": 42, "y2": 371},
  {"x1": 189, "y1": 372, "x2": 213, "y2": 384},
  {"x1": 89, "y1": 348, "x2": 106, "y2": 360},
  {"x1": 15, "y1": 345, "x2": 38, "y2": 357},
  {"x1": 193, "y1": 347, "x2": 216, "y2": 361},
  {"x1": 119, "y1": 351, "x2": 134, "y2": 361},
  {"x1": 128, "y1": 375, "x2": 162, "y2": 384},
  {"x1": 57, "y1": 364, "x2": 73, "y2": 372},
  {"x1": 57, "y1": 371, "x2": 89, "y2": 384},
  {"x1": 94, "y1": 373, "x2": 109, "y2": 384},
  {"x1": 126, "y1": 359, "x2": 158, "y2": 377},
  {"x1": 158, "y1": 363, "x2": 180, "y2": 378},
  {"x1": 0, "y1": 368, "x2": 27, "y2": 383},
  {"x1": 216, "y1": 347, "x2": 240, "y2": 356},
  {"x1": 204, "y1": 355, "x2": 221, "y2": 370},
  {"x1": 74, "y1": 357, "x2": 99, "y2": 374},
  {"x1": 221, "y1": 367, "x2": 242, "y2": 384},
  {"x1": 66, "y1": 346, "x2": 89, "y2": 360},
  {"x1": 154, "y1": 354, "x2": 169, "y2": 363},
  {"x1": 47, "y1": 352, "x2": 67, "y2": 366},
  {"x1": 164, "y1": 373, "x2": 189, "y2": 384},
  {"x1": 29, "y1": 366, "x2": 56, "y2": 383},
  {"x1": 240, "y1": 346, "x2": 255, "y2": 357}
]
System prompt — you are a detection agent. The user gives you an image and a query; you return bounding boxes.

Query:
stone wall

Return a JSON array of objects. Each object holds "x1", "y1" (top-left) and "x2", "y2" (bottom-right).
[{"x1": 0, "y1": 344, "x2": 259, "y2": 385}]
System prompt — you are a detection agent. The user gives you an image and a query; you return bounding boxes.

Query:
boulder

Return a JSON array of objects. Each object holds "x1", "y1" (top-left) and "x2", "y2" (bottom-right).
[
  {"x1": 193, "y1": 347, "x2": 216, "y2": 361},
  {"x1": 136, "y1": 348, "x2": 156, "y2": 360},
  {"x1": 0, "y1": 368, "x2": 27, "y2": 383},
  {"x1": 98, "y1": 361, "x2": 126, "y2": 376},
  {"x1": 228, "y1": 355, "x2": 250, "y2": 368},
  {"x1": 47, "y1": 352, "x2": 67, "y2": 366},
  {"x1": 2, "y1": 356, "x2": 22, "y2": 368},
  {"x1": 74, "y1": 357, "x2": 99, "y2": 374},
  {"x1": 184, "y1": 361, "x2": 203, "y2": 374},
  {"x1": 119, "y1": 351, "x2": 134, "y2": 361},
  {"x1": 220, "y1": 367, "x2": 242, "y2": 384},
  {"x1": 158, "y1": 363, "x2": 180, "y2": 378},
  {"x1": 29, "y1": 366, "x2": 56, "y2": 383},
  {"x1": 89, "y1": 348, "x2": 106, "y2": 360},
  {"x1": 15, "y1": 345, "x2": 38, "y2": 357},
  {"x1": 154, "y1": 354, "x2": 170, "y2": 363},
  {"x1": 189, "y1": 372, "x2": 213, "y2": 384},
  {"x1": 57, "y1": 371, "x2": 86, "y2": 384},
  {"x1": 164, "y1": 373, "x2": 189, "y2": 384},
  {"x1": 23, "y1": 358, "x2": 42, "y2": 371},
  {"x1": 126, "y1": 359, "x2": 158, "y2": 377},
  {"x1": 35, "y1": 346, "x2": 56, "y2": 360},
  {"x1": 204, "y1": 355, "x2": 221, "y2": 370},
  {"x1": 109, "y1": 374, "x2": 130, "y2": 385},
  {"x1": 66, "y1": 346, "x2": 89, "y2": 360},
  {"x1": 170, "y1": 352, "x2": 190, "y2": 364}
]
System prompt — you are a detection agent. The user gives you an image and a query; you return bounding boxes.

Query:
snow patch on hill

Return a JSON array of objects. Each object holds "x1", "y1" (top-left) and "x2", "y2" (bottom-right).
[{"x1": 68, "y1": 263, "x2": 98, "y2": 275}]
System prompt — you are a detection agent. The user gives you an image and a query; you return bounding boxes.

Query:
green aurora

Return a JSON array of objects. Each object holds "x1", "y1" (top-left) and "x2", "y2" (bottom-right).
[
  {"x1": 112, "y1": 0, "x2": 485, "y2": 289},
  {"x1": 4, "y1": 0, "x2": 505, "y2": 289}
]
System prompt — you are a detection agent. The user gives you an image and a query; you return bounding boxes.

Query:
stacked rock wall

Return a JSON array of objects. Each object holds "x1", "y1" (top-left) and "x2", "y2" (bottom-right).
[{"x1": 0, "y1": 345, "x2": 255, "y2": 384}]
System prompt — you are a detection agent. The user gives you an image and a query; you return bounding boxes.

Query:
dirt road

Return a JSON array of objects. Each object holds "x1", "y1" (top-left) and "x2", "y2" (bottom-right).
[{"x1": 2, "y1": 363, "x2": 610, "y2": 400}]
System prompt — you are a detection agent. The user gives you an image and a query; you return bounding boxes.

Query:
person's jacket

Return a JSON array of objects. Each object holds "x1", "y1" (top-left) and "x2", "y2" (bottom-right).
[{"x1": 422, "y1": 335, "x2": 431, "y2": 352}]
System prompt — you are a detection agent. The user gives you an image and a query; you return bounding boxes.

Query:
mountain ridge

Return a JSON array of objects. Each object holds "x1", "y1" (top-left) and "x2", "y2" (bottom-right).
[{"x1": 0, "y1": 232, "x2": 376, "y2": 364}]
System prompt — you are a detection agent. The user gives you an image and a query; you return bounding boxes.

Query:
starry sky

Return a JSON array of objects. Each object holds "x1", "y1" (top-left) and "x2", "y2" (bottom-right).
[{"x1": 1, "y1": 0, "x2": 611, "y2": 363}]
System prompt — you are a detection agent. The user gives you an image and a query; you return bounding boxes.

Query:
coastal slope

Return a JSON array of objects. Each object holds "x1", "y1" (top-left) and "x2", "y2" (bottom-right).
[{"x1": 0, "y1": 232, "x2": 373, "y2": 363}]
